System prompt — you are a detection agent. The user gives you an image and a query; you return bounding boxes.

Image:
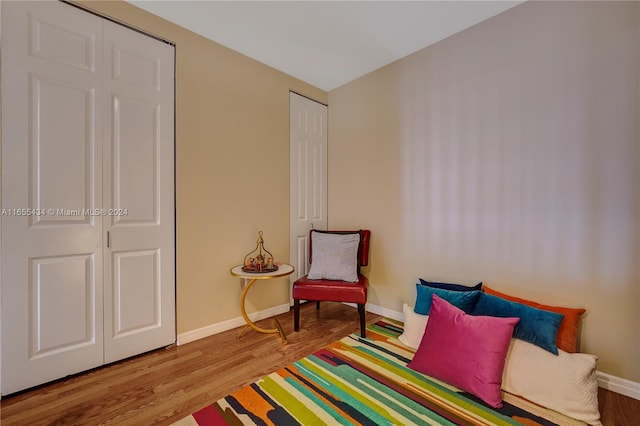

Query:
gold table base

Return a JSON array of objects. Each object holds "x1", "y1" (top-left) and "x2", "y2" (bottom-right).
[
  {"x1": 238, "y1": 278, "x2": 288, "y2": 345},
  {"x1": 230, "y1": 263, "x2": 294, "y2": 346}
]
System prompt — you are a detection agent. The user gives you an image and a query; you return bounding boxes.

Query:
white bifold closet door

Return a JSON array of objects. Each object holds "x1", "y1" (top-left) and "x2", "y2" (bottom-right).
[
  {"x1": 1, "y1": 1, "x2": 175, "y2": 395},
  {"x1": 289, "y1": 93, "x2": 328, "y2": 284}
]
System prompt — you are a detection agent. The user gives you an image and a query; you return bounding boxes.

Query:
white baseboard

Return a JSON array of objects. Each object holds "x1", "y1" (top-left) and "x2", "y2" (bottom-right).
[
  {"x1": 341, "y1": 301, "x2": 403, "y2": 322},
  {"x1": 597, "y1": 371, "x2": 640, "y2": 400},
  {"x1": 176, "y1": 303, "x2": 290, "y2": 346},
  {"x1": 362, "y1": 302, "x2": 404, "y2": 322}
]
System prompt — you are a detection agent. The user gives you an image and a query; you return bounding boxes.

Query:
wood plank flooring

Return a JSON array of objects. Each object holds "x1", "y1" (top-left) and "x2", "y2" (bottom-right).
[{"x1": 1, "y1": 302, "x2": 638, "y2": 425}]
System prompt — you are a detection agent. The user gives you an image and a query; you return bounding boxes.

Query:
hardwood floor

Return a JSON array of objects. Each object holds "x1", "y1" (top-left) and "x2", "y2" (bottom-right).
[
  {"x1": 1, "y1": 302, "x2": 381, "y2": 425},
  {"x1": 1, "y1": 302, "x2": 638, "y2": 425},
  {"x1": 598, "y1": 387, "x2": 640, "y2": 426}
]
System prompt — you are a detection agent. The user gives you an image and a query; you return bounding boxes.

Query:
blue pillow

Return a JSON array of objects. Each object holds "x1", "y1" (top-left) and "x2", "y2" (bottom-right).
[
  {"x1": 414, "y1": 284, "x2": 480, "y2": 315},
  {"x1": 472, "y1": 293, "x2": 564, "y2": 355},
  {"x1": 419, "y1": 278, "x2": 483, "y2": 292}
]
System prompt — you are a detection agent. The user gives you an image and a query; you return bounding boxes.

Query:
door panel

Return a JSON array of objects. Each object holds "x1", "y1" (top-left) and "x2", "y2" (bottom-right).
[
  {"x1": 30, "y1": 254, "x2": 96, "y2": 357},
  {"x1": 112, "y1": 96, "x2": 159, "y2": 224},
  {"x1": 290, "y1": 93, "x2": 327, "y2": 283},
  {"x1": 31, "y1": 76, "x2": 97, "y2": 226},
  {"x1": 112, "y1": 45, "x2": 161, "y2": 91},
  {"x1": 30, "y1": 12, "x2": 97, "y2": 72},
  {"x1": 112, "y1": 250, "x2": 160, "y2": 337},
  {"x1": 1, "y1": 1, "x2": 105, "y2": 394},
  {"x1": 102, "y1": 19, "x2": 175, "y2": 364}
]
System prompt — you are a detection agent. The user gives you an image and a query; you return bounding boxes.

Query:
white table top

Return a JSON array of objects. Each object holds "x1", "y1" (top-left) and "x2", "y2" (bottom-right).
[{"x1": 230, "y1": 263, "x2": 294, "y2": 280}]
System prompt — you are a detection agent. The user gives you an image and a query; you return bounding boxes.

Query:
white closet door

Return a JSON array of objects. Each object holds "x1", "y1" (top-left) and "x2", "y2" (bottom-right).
[
  {"x1": 289, "y1": 93, "x2": 328, "y2": 282},
  {"x1": 102, "y1": 20, "x2": 175, "y2": 363},
  {"x1": 1, "y1": 1, "x2": 175, "y2": 395},
  {"x1": 1, "y1": 1, "x2": 105, "y2": 394}
]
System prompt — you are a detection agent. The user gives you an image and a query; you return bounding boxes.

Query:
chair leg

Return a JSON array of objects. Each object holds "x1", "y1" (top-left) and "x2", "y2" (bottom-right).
[
  {"x1": 294, "y1": 299, "x2": 300, "y2": 332},
  {"x1": 358, "y1": 304, "x2": 366, "y2": 337},
  {"x1": 316, "y1": 301, "x2": 320, "y2": 310}
]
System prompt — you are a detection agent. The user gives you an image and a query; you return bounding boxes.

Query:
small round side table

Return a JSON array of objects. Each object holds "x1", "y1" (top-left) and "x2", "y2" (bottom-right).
[{"x1": 230, "y1": 263, "x2": 294, "y2": 345}]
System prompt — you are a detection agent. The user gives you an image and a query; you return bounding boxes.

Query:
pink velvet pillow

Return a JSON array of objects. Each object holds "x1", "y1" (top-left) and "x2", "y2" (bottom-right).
[{"x1": 408, "y1": 295, "x2": 519, "y2": 408}]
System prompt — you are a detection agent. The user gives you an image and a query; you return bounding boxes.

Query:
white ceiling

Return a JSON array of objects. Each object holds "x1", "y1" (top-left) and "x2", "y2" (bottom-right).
[{"x1": 128, "y1": 1, "x2": 524, "y2": 91}]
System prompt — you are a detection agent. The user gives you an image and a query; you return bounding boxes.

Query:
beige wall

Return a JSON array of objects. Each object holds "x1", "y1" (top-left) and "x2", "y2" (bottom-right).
[
  {"x1": 329, "y1": 1, "x2": 639, "y2": 381},
  {"x1": 79, "y1": 1, "x2": 327, "y2": 334}
]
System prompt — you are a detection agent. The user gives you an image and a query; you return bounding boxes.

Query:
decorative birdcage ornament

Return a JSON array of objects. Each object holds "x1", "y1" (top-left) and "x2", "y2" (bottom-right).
[{"x1": 242, "y1": 231, "x2": 278, "y2": 273}]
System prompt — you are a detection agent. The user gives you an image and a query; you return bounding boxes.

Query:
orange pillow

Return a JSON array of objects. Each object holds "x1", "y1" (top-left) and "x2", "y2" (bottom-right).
[{"x1": 483, "y1": 286, "x2": 586, "y2": 353}]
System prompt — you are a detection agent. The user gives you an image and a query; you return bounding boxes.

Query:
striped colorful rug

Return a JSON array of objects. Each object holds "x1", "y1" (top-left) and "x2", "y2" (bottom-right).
[{"x1": 175, "y1": 320, "x2": 583, "y2": 425}]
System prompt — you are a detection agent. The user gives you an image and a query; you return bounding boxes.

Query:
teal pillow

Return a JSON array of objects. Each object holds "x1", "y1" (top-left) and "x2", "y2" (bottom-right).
[
  {"x1": 472, "y1": 293, "x2": 564, "y2": 355},
  {"x1": 414, "y1": 284, "x2": 480, "y2": 315}
]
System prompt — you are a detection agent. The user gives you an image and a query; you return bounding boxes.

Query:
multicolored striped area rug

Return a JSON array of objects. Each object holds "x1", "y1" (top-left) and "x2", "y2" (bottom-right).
[{"x1": 175, "y1": 321, "x2": 581, "y2": 426}]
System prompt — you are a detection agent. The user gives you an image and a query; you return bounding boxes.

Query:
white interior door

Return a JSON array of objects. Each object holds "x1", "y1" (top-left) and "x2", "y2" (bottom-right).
[
  {"x1": 1, "y1": 1, "x2": 175, "y2": 395},
  {"x1": 289, "y1": 93, "x2": 328, "y2": 284},
  {"x1": 102, "y1": 20, "x2": 175, "y2": 363},
  {"x1": 1, "y1": 1, "x2": 105, "y2": 394}
]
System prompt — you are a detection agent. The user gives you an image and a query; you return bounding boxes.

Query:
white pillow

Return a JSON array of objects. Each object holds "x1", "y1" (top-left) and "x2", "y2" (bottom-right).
[
  {"x1": 398, "y1": 303, "x2": 429, "y2": 349},
  {"x1": 307, "y1": 232, "x2": 359, "y2": 282},
  {"x1": 502, "y1": 338, "x2": 601, "y2": 425}
]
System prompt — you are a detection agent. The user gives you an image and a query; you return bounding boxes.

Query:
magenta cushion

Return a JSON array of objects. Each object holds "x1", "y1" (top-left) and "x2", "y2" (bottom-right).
[{"x1": 408, "y1": 295, "x2": 519, "y2": 408}]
